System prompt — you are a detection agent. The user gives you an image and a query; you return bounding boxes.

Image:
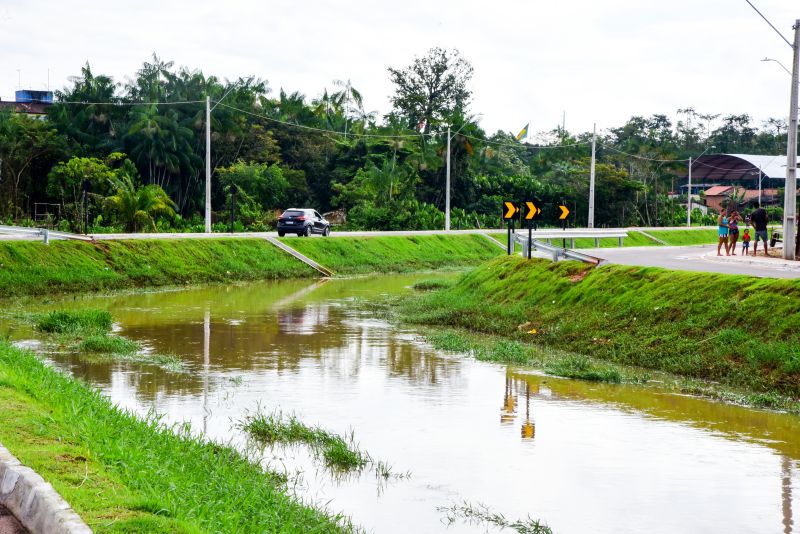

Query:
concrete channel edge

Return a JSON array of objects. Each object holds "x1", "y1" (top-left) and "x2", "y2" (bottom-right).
[{"x1": 0, "y1": 444, "x2": 91, "y2": 534}]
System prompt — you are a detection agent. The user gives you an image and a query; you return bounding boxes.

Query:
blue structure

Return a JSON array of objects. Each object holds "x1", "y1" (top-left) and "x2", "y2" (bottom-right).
[{"x1": 15, "y1": 89, "x2": 53, "y2": 103}]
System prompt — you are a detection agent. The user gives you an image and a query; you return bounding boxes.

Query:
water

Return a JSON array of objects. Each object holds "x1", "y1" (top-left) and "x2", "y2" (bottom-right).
[{"x1": 4, "y1": 276, "x2": 799, "y2": 534}]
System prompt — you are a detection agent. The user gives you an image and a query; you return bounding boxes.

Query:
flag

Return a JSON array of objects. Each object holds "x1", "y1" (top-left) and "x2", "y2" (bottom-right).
[{"x1": 515, "y1": 123, "x2": 529, "y2": 141}]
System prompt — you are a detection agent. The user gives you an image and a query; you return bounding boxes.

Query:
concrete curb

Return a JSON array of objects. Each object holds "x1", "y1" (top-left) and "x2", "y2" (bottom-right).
[{"x1": 0, "y1": 444, "x2": 91, "y2": 534}]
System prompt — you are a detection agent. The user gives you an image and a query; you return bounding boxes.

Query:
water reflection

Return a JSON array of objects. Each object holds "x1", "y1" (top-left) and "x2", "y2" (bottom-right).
[{"x1": 3, "y1": 275, "x2": 799, "y2": 534}]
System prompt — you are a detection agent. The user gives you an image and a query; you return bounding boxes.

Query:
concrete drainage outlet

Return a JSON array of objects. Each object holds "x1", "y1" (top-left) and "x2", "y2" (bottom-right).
[{"x1": 0, "y1": 445, "x2": 91, "y2": 534}]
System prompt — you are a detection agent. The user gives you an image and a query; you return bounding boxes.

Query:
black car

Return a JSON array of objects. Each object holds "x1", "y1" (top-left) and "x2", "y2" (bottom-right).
[{"x1": 277, "y1": 209, "x2": 331, "y2": 237}]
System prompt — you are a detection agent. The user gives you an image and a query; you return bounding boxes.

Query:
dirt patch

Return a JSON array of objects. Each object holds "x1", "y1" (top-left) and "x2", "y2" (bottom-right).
[{"x1": 569, "y1": 271, "x2": 589, "y2": 283}]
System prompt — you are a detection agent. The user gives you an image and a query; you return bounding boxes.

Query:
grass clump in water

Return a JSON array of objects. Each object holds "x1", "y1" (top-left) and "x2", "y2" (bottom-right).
[
  {"x1": 35, "y1": 309, "x2": 112, "y2": 334},
  {"x1": 439, "y1": 501, "x2": 552, "y2": 534},
  {"x1": 412, "y1": 278, "x2": 454, "y2": 291},
  {"x1": 544, "y1": 355, "x2": 621, "y2": 383},
  {"x1": 78, "y1": 334, "x2": 139, "y2": 354},
  {"x1": 241, "y1": 409, "x2": 369, "y2": 471}
]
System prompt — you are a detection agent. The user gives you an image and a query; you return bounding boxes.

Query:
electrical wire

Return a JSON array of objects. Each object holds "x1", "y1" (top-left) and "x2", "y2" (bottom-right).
[
  {"x1": 601, "y1": 144, "x2": 689, "y2": 163},
  {"x1": 53, "y1": 100, "x2": 205, "y2": 106},
  {"x1": 744, "y1": 0, "x2": 794, "y2": 48},
  {"x1": 215, "y1": 101, "x2": 435, "y2": 139},
  {"x1": 460, "y1": 132, "x2": 591, "y2": 150}
]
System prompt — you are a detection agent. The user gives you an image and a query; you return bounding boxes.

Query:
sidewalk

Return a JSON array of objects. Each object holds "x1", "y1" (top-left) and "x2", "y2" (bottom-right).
[{"x1": 699, "y1": 246, "x2": 800, "y2": 273}]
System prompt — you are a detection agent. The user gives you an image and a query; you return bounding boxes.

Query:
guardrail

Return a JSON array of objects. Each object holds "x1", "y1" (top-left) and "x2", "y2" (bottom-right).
[
  {"x1": 0, "y1": 225, "x2": 94, "y2": 244},
  {"x1": 511, "y1": 229, "x2": 625, "y2": 265}
]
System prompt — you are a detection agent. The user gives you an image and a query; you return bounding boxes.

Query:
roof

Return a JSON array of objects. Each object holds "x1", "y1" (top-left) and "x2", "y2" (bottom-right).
[
  {"x1": 704, "y1": 185, "x2": 733, "y2": 196},
  {"x1": 690, "y1": 154, "x2": 791, "y2": 181},
  {"x1": 0, "y1": 100, "x2": 50, "y2": 115}
]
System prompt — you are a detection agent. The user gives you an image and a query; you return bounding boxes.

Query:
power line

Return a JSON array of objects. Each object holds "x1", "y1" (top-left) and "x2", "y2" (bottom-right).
[
  {"x1": 460, "y1": 132, "x2": 591, "y2": 150},
  {"x1": 215, "y1": 101, "x2": 434, "y2": 139},
  {"x1": 53, "y1": 99, "x2": 205, "y2": 106},
  {"x1": 601, "y1": 144, "x2": 689, "y2": 163},
  {"x1": 743, "y1": 0, "x2": 793, "y2": 48}
]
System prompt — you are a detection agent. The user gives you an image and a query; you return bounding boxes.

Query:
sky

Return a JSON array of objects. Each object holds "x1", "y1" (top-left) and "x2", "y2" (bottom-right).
[{"x1": 0, "y1": 0, "x2": 797, "y2": 140}]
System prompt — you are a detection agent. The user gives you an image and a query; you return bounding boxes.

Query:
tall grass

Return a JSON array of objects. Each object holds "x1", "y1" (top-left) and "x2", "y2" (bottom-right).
[
  {"x1": 35, "y1": 309, "x2": 112, "y2": 334},
  {"x1": 401, "y1": 256, "x2": 800, "y2": 397},
  {"x1": 0, "y1": 342, "x2": 353, "y2": 532},
  {"x1": 241, "y1": 409, "x2": 369, "y2": 471}
]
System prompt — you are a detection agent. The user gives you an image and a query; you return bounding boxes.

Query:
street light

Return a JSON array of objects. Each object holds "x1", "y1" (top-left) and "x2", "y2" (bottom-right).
[
  {"x1": 687, "y1": 145, "x2": 715, "y2": 227},
  {"x1": 762, "y1": 57, "x2": 792, "y2": 75}
]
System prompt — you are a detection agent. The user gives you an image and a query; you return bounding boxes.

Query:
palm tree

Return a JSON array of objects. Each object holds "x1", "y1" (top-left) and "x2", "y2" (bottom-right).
[{"x1": 104, "y1": 172, "x2": 176, "y2": 232}]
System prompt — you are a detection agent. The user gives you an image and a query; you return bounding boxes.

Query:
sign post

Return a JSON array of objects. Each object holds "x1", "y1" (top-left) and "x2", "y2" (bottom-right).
[
  {"x1": 503, "y1": 201, "x2": 519, "y2": 255},
  {"x1": 524, "y1": 199, "x2": 542, "y2": 259}
]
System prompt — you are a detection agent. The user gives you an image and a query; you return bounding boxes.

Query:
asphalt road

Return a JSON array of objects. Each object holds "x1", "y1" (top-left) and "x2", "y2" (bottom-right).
[{"x1": 589, "y1": 244, "x2": 800, "y2": 279}]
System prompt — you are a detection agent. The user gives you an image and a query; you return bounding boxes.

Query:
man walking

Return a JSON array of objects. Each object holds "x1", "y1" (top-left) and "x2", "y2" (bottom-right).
[{"x1": 750, "y1": 204, "x2": 769, "y2": 256}]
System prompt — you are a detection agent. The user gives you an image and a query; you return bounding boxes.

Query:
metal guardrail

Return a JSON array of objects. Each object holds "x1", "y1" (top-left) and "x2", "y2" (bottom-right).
[
  {"x1": 513, "y1": 232, "x2": 607, "y2": 265},
  {"x1": 0, "y1": 225, "x2": 94, "y2": 244}
]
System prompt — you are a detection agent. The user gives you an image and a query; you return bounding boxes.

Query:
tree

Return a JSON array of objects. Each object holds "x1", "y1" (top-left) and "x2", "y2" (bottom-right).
[
  {"x1": 46, "y1": 154, "x2": 121, "y2": 227},
  {"x1": 103, "y1": 170, "x2": 176, "y2": 232},
  {"x1": 387, "y1": 48, "x2": 473, "y2": 134},
  {"x1": 0, "y1": 111, "x2": 66, "y2": 217}
]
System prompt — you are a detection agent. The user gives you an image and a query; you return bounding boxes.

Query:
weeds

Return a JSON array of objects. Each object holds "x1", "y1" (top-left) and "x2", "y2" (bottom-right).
[
  {"x1": 544, "y1": 355, "x2": 622, "y2": 383},
  {"x1": 35, "y1": 309, "x2": 112, "y2": 334},
  {"x1": 78, "y1": 334, "x2": 139, "y2": 354},
  {"x1": 240, "y1": 409, "x2": 369, "y2": 471},
  {"x1": 438, "y1": 501, "x2": 552, "y2": 534},
  {"x1": 412, "y1": 278, "x2": 454, "y2": 291}
]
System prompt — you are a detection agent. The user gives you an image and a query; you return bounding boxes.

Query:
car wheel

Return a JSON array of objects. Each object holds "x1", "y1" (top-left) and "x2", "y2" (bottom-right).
[
  {"x1": 323, "y1": 226, "x2": 330, "y2": 237},
  {"x1": 303, "y1": 226, "x2": 311, "y2": 237},
  {"x1": 278, "y1": 231, "x2": 285, "y2": 237}
]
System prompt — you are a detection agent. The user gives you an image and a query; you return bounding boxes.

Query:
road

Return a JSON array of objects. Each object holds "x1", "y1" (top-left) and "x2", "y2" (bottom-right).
[{"x1": 588, "y1": 244, "x2": 800, "y2": 279}]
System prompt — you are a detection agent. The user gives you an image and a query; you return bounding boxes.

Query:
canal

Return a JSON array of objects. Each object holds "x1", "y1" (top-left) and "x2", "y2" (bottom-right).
[{"x1": 5, "y1": 275, "x2": 799, "y2": 533}]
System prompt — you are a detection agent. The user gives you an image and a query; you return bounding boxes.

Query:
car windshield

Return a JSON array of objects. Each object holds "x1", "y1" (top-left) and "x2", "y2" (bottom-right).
[{"x1": 281, "y1": 210, "x2": 304, "y2": 217}]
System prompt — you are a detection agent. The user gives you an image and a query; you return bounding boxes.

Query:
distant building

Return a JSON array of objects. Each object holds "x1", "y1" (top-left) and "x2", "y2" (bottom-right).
[
  {"x1": 702, "y1": 185, "x2": 779, "y2": 213},
  {"x1": 0, "y1": 89, "x2": 54, "y2": 116}
]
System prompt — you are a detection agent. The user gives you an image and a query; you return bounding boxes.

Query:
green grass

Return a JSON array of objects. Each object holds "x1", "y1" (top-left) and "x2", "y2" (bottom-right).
[
  {"x1": 241, "y1": 409, "x2": 369, "y2": 471},
  {"x1": 0, "y1": 239, "x2": 316, "y2": 297},
  {"x1": 0, "y1": 342, "x2": 352, "y2": 533},
  {"x1": 439, "y1": 501, "x2": 552, "y2": 534},
  {"x1": 77, "y1": 334, "x2": 139, "y2": 354},
  {"x1": 279, "y1": 234, "x2": 502, "y2": 275},
  {"x1": 35, "y1": 309, "x2": 112, "y2": 334},
  {"x1": 646, "y1": 229, "x2": 718, "y2": 246},
  {"x1": 412, "y1": 278, "x2": 455, "y2": 291},
  {"x1": 489, "y1": 228, "x2": 717, "y2": 250},
  {"x1": 400, "y1": 256, "x2": 800, "y2": 397}
]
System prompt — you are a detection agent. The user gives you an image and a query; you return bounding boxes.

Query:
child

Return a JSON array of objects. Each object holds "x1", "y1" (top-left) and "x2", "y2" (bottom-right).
[{"x1": 742, "y1": 228, "x2": 751, "y2": 256}]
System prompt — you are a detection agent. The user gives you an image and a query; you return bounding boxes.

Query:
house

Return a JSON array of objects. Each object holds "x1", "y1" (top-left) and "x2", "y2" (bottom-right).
[
  {"x1": 702, "y1": 185, "x2": 779, "y2": 213},
  {"x1": 0, "y1": 89, "x2": 53, "y2": 117}
]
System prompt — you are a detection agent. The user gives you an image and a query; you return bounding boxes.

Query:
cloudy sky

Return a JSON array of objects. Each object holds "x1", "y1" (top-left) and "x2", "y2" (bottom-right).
[{"x1": 0, "y1": 0, "x2": 796, "y2": 138}]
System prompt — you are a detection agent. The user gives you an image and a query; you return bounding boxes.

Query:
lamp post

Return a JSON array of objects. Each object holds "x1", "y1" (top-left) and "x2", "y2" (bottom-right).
[
  {"x1": 782, "y1": 22, "x2": 799, "y2": 260},
  {"x1": 687, "y1": 145, "x2": 715, "y2": 227}
]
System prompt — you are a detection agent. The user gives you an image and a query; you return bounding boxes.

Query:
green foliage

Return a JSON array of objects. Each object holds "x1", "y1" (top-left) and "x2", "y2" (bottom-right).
[
  {"x1": 401, "y1": 256, "x2": 800, "y2": 397},
  {"x1": 0, "y1": 342, "x2": 352, "y2": 532},
  {"x1": 78, "y1": 334, "x2": 139, "y2": 354},
  {"x1": 241, "y1": 409, "x2": 369, "y2": 470},
  {"x1": 35, "y1": 309, "x2": 112, "y2": 334},
  {"x1": 104, "y1": 172, "x2": 177, "y2": 232}
]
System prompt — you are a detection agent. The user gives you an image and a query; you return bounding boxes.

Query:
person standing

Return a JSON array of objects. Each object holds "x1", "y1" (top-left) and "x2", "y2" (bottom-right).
[
  {"x1": 728, "y1": 211, "x2": 740, "y2": 255},
  {"x1": 750, "y1": 204, "x2": 769, "y2": 256},
  {"x1": 717, "y1": 209, "x2": 730, "y2": 256}
]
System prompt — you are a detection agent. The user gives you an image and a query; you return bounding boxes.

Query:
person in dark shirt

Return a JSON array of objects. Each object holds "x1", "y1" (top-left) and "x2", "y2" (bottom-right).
[{"x1": 750, "y1": 204, "x2": 769, "y2": 256}]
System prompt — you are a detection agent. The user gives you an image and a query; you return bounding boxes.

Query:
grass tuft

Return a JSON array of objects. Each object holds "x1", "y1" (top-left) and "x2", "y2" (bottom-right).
[
  {"x1": 438, "y1": 500, "x2": 552, "y2": 534},
  {"x1": 412, "y1": 278, "x2": 454, "y2": 291},
  {"x1": 240, "y1": 409, "x2": 369, "y2": 471},
  {"x1": 78, "y1": 334, "x2": 139, "y2": 354},
  {"x1": 35, "y1": 309, "x2": 112, "y2": 334}
]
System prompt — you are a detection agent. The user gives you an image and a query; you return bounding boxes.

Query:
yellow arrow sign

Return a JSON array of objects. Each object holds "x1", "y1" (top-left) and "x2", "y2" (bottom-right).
[
  {"x1": 504, "y1": 201, "x2": 519, "y2": 219},
  {"x1": 558, "y1": 205, "x2": 570, "y2": 220},
  {"x1": 525, "y1": 201, "x2": 542, "y2": 220}
]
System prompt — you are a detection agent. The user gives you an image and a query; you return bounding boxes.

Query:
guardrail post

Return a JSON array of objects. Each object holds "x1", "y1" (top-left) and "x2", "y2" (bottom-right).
[
  {"x1": 42, "y1": 229, "x2": 49, "y2": 245},
  {"x1": 618, "y1": 236, "x2": 623, "y2": 247},
  {"x1": 594, "y1": 238, "x2": 599, "y2": 248},
  {"x1": 570, "y1": 238, "x2": 575, "y2": 249}
]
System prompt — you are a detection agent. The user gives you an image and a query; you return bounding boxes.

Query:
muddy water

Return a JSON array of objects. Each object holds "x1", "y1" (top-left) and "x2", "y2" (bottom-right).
[{"x1": 5, "y1": 276, "x2": 799, "y2": 534}]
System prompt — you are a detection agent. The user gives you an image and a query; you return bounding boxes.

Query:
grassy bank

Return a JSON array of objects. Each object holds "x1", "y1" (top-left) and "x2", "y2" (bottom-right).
[
  {"x1": 0, "y1": 234, "x2": 502, "y2": 296},
  {"x1": 279, "y1": 234, "x2": 501, "y2": 275},
  {"x1": 0, "y1": 239, "x2": 317, "y2": 296},
  {"x1": 489, "y1": 227, "x2": 717, "y2": 250},
  {"x1": 0, "y1": 342, "x2": 352, "y2": 533},
  {"x1": 400, "y1": 256, "x2": 800, "y2": 398}
]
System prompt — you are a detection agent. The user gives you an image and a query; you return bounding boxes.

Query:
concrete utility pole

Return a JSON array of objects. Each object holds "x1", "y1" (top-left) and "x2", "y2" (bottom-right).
[
  {"x1": 205, "y1": 96, "x2": 212, "y2": 233},
  {"x1": 445, "y1": 125, "x2": 451, "y2": 231},
  {"x1": 687, "y1": 157, "x2": 693, "y2": 227},
  {"x1": 783, "y1": 19, "x2": 799, "y2": 260},
  {"x1": 588, "y1": 123, "x2": 596, "y2": 228}
]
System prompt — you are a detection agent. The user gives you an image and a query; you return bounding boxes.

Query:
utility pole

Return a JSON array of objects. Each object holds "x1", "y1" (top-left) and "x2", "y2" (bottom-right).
[
  {"x1": 687, "y1": 157, "x2": 693, "y2": 227},
  {"x1": 588, "y1": 123, "x2": 596, "y2": 228},
  {"x1": 205, "y1": 95, "x2": 212, "y2": 233},
  {"x1": 445, "y1": 125, "x2": 451, "y2": 231},
  {"x1": 783, "y1": 19, "x2": 799, "y2": 260}
]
